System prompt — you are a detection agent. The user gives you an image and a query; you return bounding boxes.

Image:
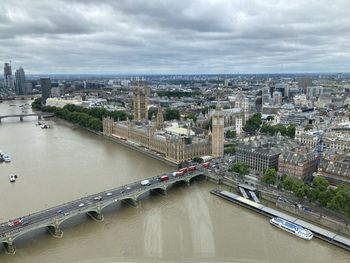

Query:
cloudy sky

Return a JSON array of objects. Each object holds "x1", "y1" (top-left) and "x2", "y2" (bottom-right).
[{"x1": 1, "y1": 0, "x2": 350, "y2": 74}]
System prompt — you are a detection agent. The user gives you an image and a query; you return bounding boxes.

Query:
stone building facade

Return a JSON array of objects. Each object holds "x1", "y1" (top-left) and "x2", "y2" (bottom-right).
[
  {"x1": 295, "y1": 126, "x2": 350, "y2": 152},
  {"x1": 278, "y1": 148, "x2": 317, "y2": 180},
  {"x1": 316, "y1": 155, "x2": 350, "y2": 186},
  {"x1": 235, "y1": 134, "x2": 298, "y2": 172},
  {"x1": 103, "y1": 117, "x2": 215, "y2": 164}
]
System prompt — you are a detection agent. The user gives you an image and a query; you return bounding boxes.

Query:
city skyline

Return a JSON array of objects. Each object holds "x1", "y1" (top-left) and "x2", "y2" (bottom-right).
[{"x1": 1, "y1": 0, "x2": 350, "y2": 74}]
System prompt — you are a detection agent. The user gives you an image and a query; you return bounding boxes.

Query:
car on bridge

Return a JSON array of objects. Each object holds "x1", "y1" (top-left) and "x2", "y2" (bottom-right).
[
  {"x1": 78, "y1": 203, "x2": 85, "y2": 207},
  {"x1": 94, "y1": 196, "x2": 102, "y2": 201},
  {"x1": 159, "y1": 175, "x2": 169, "y2": 182},
  {"x1": 8, "y1": 218, "x2": 23, "y2": 227},
  {"x1": 141, "y1": 180, "x2": 151, "y2": 186}
]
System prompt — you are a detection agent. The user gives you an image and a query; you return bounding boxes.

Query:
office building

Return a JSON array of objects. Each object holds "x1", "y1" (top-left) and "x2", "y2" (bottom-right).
[
  {"x1": 4, "y1": 62, "x2": 14, "y2": 90},
  {"x1": 15, "y1": 67, "x2": 25, "y2": 95},
  {"x1": 40, "y1": 77, "x2": 51, "y2": 104}
]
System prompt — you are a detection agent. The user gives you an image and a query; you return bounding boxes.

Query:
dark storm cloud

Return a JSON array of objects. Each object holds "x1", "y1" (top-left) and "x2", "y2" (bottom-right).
[{"x1": 0, "y1": 0, "x2": 349, "y2": 73}]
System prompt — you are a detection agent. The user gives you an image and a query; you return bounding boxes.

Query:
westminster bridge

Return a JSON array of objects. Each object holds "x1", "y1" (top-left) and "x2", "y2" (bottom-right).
[{"x1": 0, "y1": 168, "x2": 219, "y2": 255}]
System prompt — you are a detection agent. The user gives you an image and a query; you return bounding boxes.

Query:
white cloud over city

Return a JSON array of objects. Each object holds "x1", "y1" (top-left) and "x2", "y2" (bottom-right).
[{"x1": 1, "y1": 0, "x2": 350, "y2": 74}]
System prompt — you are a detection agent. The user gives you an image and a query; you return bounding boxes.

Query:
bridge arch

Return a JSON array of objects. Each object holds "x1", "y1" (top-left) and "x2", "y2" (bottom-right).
[
  {"x1": 8, "y1": 222, "x2": 59, "y2": 243},
  {"x1": 188, "y1": 173, "x2": 206, "y2": 183}
]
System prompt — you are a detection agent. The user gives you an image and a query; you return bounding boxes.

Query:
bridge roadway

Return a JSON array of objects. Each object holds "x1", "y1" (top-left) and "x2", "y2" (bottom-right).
[
  {"x1": 0, "y1": 113, "x2": 54, "y2": 123},
  {"x1": 0, "y1": 168, "x2": 218, "y2": 255}
]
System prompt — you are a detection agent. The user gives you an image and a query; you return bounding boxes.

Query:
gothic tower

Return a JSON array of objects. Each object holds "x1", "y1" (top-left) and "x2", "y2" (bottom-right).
[
  {"x1": 211, "y1": 101, "x2": 224, "y2": 157},
  {"x1": 156, "y1": 106, "x2": 164, "y2": 129},
  {"x1": 133, "y1": 85, "x2": 148, "y2": 121}
]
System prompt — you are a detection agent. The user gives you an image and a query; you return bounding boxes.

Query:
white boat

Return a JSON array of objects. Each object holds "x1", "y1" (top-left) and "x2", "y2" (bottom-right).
[
  {"x1": 2, "y1": 154, "x2": 11, "y2": 162},
  {"x1": 9, "y1": 174, "x2": 16, "y2": 182},
  {"x1": 270, "y1": 217, "x2": 313, "y2": 240}
]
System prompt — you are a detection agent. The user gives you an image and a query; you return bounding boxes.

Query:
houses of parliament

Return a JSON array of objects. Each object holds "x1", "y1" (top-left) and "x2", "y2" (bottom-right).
[{"x1": 102, "y1": 85, "x2": 224, "y2": 164}]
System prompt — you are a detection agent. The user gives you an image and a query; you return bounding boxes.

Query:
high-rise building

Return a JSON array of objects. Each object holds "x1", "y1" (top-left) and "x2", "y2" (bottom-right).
[
  {"x1": 262, "y1": 86, "x2": 271, "y2": 105},
  {"x1": 40, "y1": 77, "x2": 51, "y2": 104},
  {"x1": 4, "y1": 62, "x2": 14, "y2": 90},
  {"x1": 24, "y1": 81, "x2": 33, "y2": 94},
  {"x1": 15, "y1": 67, "x2": 25, "y2": 95},
  {"x1": 211, "y1": 101, "x2": 224, "y2": 157},
  {"x1": 273, "y1": 91, "x2": 282, "y2": 105},
  {"x1": 133, "y1": 86, "x2": 148, "y2": 121}
]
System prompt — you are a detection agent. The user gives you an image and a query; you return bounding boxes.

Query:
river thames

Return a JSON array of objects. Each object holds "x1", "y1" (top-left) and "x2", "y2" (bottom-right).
[{"x1": 0, "y1": 99, "x2": 348, "y2": 262}]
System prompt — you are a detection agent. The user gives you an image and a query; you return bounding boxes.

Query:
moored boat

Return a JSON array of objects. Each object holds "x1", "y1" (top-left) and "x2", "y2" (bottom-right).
[
  {"x1": 270, "y1": 217, "x2": 313, "y2": 240},
  {"x1": 1, "y1": 153, "x2": 11, "y2": 162},
  {"x1": 9, "y1": 174, "x2": 16, "y2": 182}
]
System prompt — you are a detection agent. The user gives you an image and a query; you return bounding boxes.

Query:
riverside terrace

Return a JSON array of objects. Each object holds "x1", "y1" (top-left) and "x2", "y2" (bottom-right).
[{"x1": 0, "y1": 168, "x2": 218, "y2": 255}]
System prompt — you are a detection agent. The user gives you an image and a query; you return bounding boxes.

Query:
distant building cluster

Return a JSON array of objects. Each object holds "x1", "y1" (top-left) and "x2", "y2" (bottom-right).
[{"x1": 2, "y1": 62, "x2": 33, "y2": 95}]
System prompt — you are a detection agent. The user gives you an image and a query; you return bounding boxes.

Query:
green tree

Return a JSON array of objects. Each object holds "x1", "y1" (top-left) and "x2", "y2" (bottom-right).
[
  {"x1": 224, "y1": 146, "x2": 236, "y2": 155},
  {"x1": 313, "y1": 176, "x2": 329, "y2": 191},
  {"x1": 31, "y1": 98, "x2": 42, "y2": 110},
  {"x1": 185, "y1": 113, "x2": 197, "y2": 122},
  {"x1": 243, "y1": 113, "x2": 261, "y2": 134},
  {"x1": 192, "y1": 157, "x2": 203, "y2": 163},
  {"x1": 261, "y1": 169, "x2": 277, "y2": 185},
  {"x1": 148, "y1": 107, "x2": 158, "y2": 120},
  {"x1": 286, "y1": 125, "x2": 296, "y2": 138},
  {"x1": 225, "y1": 130, "x2": 236, "y2": 139},
  {"x1": 229, "y1": 162, "x2": 249, "y2": 175},
  {"x1": 328, "y1": 186, "x2": 350, "y2": 217},
  {"x1": 164, "y1": 108, "x2": 180, "y2": 121}
]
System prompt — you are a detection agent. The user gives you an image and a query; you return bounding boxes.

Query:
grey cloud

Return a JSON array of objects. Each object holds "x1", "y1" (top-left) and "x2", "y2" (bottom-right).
[{"x1": 0, "y1": 0, "x2": 350, "y2": 73}]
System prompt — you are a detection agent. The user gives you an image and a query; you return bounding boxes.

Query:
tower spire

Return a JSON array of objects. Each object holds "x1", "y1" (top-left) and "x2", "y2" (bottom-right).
[{"x1": 216, "y1": 96, "x2": 222, "y2": 111}]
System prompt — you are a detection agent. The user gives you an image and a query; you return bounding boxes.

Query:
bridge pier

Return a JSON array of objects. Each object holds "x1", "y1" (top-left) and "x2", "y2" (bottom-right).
[
  {"x1": 87, "y1": 211, "x2": 104, "y2": 222},
  {"x1": 151, "y1": 188, "x2": 167, "y2": 195},
  {"x1": 3, "y1": 238, "x2": 16, "y2": 255},
  {"x1": 19, "y1": 116, "x2": 23, "y2": 121},
  {"x1": 47, "y1": 225, "x2": 63, "y2": 238},
  {"x1": 122, "y1": 198, "x2": 140, "y2": 208},
  {"x1": 38, "y1": 115, "x2": 42, "y2": 120}
]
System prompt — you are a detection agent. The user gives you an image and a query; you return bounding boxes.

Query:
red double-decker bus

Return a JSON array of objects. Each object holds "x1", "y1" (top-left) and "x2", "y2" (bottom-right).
[{"x1": 202, "y1": 162, "x2": 210, "y2": 169}]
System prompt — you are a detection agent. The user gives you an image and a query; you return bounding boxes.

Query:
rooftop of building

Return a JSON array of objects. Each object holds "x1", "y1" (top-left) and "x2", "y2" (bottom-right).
[{"x1": 236, "y1": 134, "x2": 298, "y2": 156}]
